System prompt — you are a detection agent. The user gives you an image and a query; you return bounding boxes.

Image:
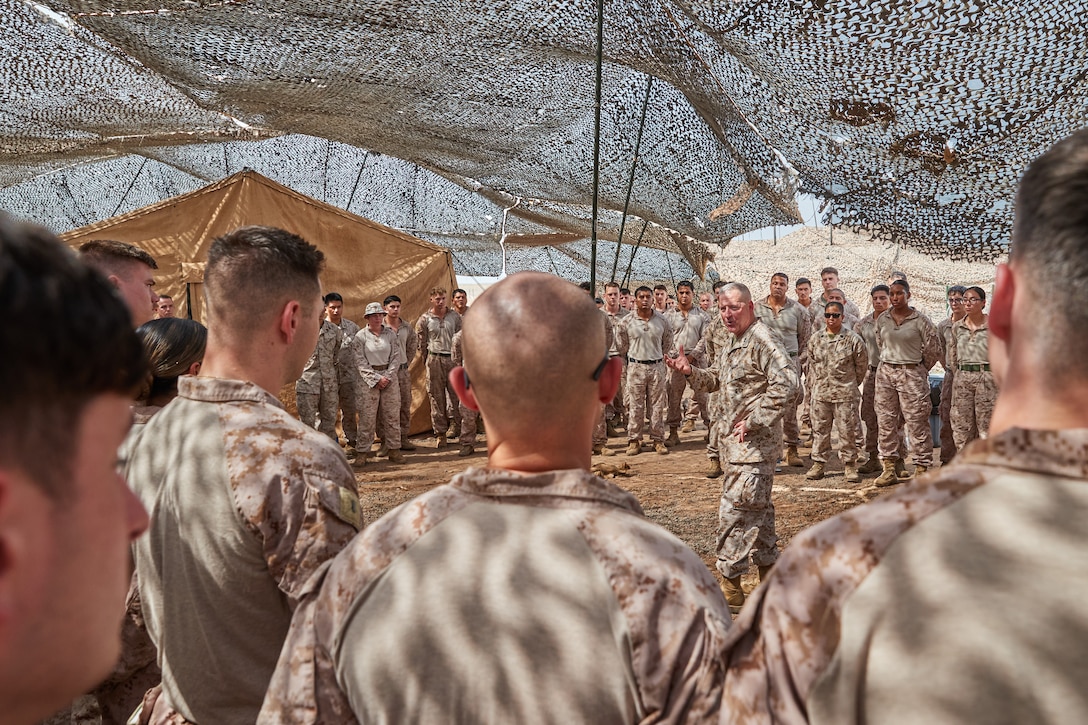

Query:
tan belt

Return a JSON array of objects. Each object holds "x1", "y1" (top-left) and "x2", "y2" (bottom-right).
[
  {"x1": 882, "y1": 362, "x2": 919, "y2": 369},
  {"x1": 958, "y1": 363, "x2": 991, "y2": 372},
  {"x1": 372, "y1": 364, "x2": 389, "y2": 371}
]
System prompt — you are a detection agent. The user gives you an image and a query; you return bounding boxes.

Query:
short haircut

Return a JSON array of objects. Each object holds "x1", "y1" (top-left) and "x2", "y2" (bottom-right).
[
  {"x1": 78, "y1": 239, "x2": 158, "y2": 274},
  {"x1": 828, "y1": 288, "x2": 845, "y2": 297},
  {"x1": 720, "y1": 281, "x2": 753, "y2": 302},
  {"x1": 383, "y1": 294, "x2": 401, "y2": 306},
  {"x1": 891, "y1": 279, "x2": 911, "y2": 295},
  {"x1": 889, "y1": 270, "x2": 908, "y2": 282},
  {"x1": 1012, "y1": 130, "x2": 1088, "y2": 369},
  {"x1": 323, "y1": 292, "x2": 344, "y2": 305},
  {"x1": 604, "y1": 281, "x2": 620, "y2": 292},
  {"x1": 204, "y1": 226, "x2": 324, "y2": 337},
  {"x1": 620, "y1": 287, "x2": 631, "y2": 295},
  {"x1": 135, "y1": 318, "x2": 207, "y2": 405},
  {"x1": 771, "y1": 272, "x2": 789, "y2": 284},
  {"x1": 820, "y1": 267, "x2": 839, "y2": 277},
  {"x1": 676, "y1": 280, "x2": 694, "y2": 293},
  {"x1": 158, "y1": 294, "x2": 173, "y2": 301},
  {"x1": 966, "y1": 285, "x2": 987, "y2": 302},
  {"x1": 796, "y1": 277, "x2": 812, "y2": 288},
  {"x1": 871, "y1": 284, "x2": 891, "y2": 296},
  {"x1": 712, "y1": 280, "x2": 726, "y2": 293},
  {"x1": 430, "y1": 286, "x2": 448, "y2": 298},
  {"x1": 824, "y1": 301, "x2": 844, "y2": 313},
  {"x1": 635, "y1": 285, "x2": 653, "y2": 296},
  {"x1": 453, "y1": 288, "x2": 467, "y2": 296},
  {"x1": 947, "y1": 285, "x2": 967, "y2": 296},
  {"x1": 578, "y1": 281, "x2": 592, "y2": 292},
  {"x1": 653, "y1": 284, "x2": 667, "y2": 292},
  {"x1": 2, "y1": 218, "x2": 145, "y2": 500}
]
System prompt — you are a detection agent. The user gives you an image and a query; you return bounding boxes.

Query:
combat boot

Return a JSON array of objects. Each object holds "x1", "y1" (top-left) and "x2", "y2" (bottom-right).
[
  {"x1": 435, "y1": 435, "x2": 447, "y2": 449},
  {"x1": 600, "y1": 446, "x2": 615, "y2": 456},
  {"x1": 666, "y1": 426, "x2": 681, "y2": 447},
  {"x1": 913, "y1": 464, "x2": 928, "y2": 478},
  {"x1": 706, "y1": 458, "x2": 723, "y2": 478},
  {"x1": 721, "y1": 576, "x2": 745, "y2": 614},
  {"x1": 626, "y1": 440, "x2": 641, "y2": 456},
  {"x1": 681, "y1": 419, "x2": 695, "y2": 433},
  {"x1": 858, "y1": 454, "x2": 880, "y2": 474},
  {"x1": 874, "y1": 459, "x2": 899, "y2": 487},
  {"x1": 844, "y1": 464, "x2": 860, "y2": 483},
  {"x1": 785, "y1": 446, "x2": 804, "y2": 467},
  {"x1": 894, "y1": 457, "x2": 908, "y2": 478},
  {"x1": 655, "y1": 441, "x2": 670, "y2": 455},
  {"x1": 376, "y1": 443, "x2": 390, "y2": 458},
  {"x1": 805, "y1": 462, "x2": 825, "y2": 480},
  {"x1": 446, "y1": 422, "x2": 461, "y2": 439},
  {"x1": 458, "y1": 444, "x2": 474, "y2": 457},
  {"x1": 400, "y1": 439, "x2": 417, "y2": 451},
  {"x1": 758, "y1": 565, "x2": 774, "y2": 583},
  {"x1": 606, "y1": 418, "x2": 621, "y2": 438},
  {"x1": 387, "y1": 448, "x2": 405, "y2": 464},
  {"x1": 592, "y1": 443, "x2": 604, "y2": 455}
]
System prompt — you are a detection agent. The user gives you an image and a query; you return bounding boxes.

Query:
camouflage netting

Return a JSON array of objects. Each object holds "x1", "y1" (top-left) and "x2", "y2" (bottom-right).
[{"x1": 2, "y1": 0, "x2": 1083, "y2": 277}]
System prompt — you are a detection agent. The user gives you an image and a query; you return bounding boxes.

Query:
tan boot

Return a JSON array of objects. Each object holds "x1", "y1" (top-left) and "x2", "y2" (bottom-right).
[
  {"x1": 387, "y1": 448, "x2": 405, "y2": 464},
  {"x1": 400, "y1": 439, "x2": 417, "y2": 451},
  {"x1": 874, "y1": 459, "x2": 899, "y2": 487},
  {"x1": 785, "y1": 446, "x2": 804, "y2": 467},
  {"x1": 606, "y1": 418, "x2": 621, "y2": 438},
  {"x1": 805, "y1": 462, "x2": 825, "y2": 480},
  {"x1": 858, "y1": 454, "x2": 880, "y2": 474},
  {"x1": 600, "y1": 446, "x2": 616, "y2": 456},
  {"x1": 435, "y1": 435, "x2": 447, "y2": 449},
  {"x1": 626, "y1": 440, "x2": 641, "y2": 456},
  {"x1": 681, "y1": 419, "x2": 695, "y2": 433},
  {"x1": 446, "y1": 422, "x2": 461, "y2": 439},
  {"x1": 706, "y1": 458, "x2": 723, "y2": 478},
  {"x1": 666, "y1": 426, "x2": 681, "y2": 447},
  {"x1": 655, "y1": 441, "x2": 670, "y2": 455},
  {"x1": 894, "y1": 457, "x2": 908, "y2": 478},
  {"x1": 844, "y1": 464, "x2": 860, "y2": 483},
  {"x1": 913, "y1": 464, "x2": 928, "y2": 478},
  {"x1": 721, "y1": 576, "x2": 745, "y2": 613},
  {"x1": 376, "y1": 443, "x2": 390, "y2": 458},
  {"x1": 592, "y1": 443, "x2": 603, "y2": 455},
  {"x1": 458, "y1": 444, "x2": 474, "y2": 457}
]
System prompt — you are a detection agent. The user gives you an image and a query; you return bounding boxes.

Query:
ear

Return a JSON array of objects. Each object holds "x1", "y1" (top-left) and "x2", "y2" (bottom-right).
[
  {"x1": 989, "y1": 263, "x2": 1014, "y2": 344},
  {"x1": 186, "y1": 361, "x2": 202, "y2": 376},
  {"x1": 597, "y1": 356, "x2": 622, "y2": 404},
  {"x1": 449, "y1": 366, "x2": 479, "y2": 411},
  {"x1": 279, "y1": 300, "x2": 303, "y2": 344},
  {"x1": 107, "y1": 273, "x2": 123, "y2": 291}
]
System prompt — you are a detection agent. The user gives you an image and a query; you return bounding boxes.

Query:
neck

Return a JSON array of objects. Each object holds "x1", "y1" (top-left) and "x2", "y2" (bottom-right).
[
  {"x1": 385, "y1": 315, "x2": 399, "y2": 329},
  {"x1": 637, "y1": 307, "x2": 654, "y2": 320},
  {"x1": 967, "y1": 311, "x2": 986, "y2": 324},
  {"x1": 991, "y1": 362, "x2": 1088, "y2": 434},
  {"x1": 199, "y1": 336, "x2": 285, "y2": 396},
  {"x1": 605, "y1": 303, "x2": 620, "y2": 314},
  {"x1": 368, "y1": 323, "x2": 382, "y2": 334},
  {"x1": 679, "y1": 302, "x2": 693, "y2": 312},
  {"x1": 432, "y1": 306, "x2": 445, "y2": 316},
  {"x1": 482, "y1": 419, "x2": 592, "y2": 473}
]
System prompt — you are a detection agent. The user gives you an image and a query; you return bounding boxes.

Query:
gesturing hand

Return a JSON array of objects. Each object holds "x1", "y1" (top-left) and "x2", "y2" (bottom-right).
[{"x1": 664, "y1": 344, "x2": 692, "y2": 376}]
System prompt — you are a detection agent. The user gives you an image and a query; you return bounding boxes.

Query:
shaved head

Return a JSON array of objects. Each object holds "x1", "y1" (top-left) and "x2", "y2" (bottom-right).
[{"x1": 463, "y1": 272, "x2": 606, "y2": 427}]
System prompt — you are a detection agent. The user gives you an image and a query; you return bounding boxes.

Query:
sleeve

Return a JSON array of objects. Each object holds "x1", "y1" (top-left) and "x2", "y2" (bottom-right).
[
  {"x1": 355, "y1": 334, "x2": 382, "y2": 388},
  {"x1": 661, "y1": 318, "x2": 676, "y2": 358},
  {"x1": 687, "y1": 364, "x2": 721, "y2": 395},
  {"x1": 615, "y1": 317, "x2": 629, "y2": 357},
  {"x1": 415, "y1": 315, "x2": 428, "y2": 357},
  {"x1": 746, "y1": 341, "x2": 798, "y2": 433},
  {"x1": 404, "y1": 321, "x2": 419, "y2": 363},
  {"x1": 854, "y1": 335, "x2": 869, "y2": 386},
  {"x1": 798, "y1": 307, "x2": 813, "y2": 363},
  {"x1": 947, "y1": 322, "x2": 959, "y2": 370},
  {"x1": 451, "y1": 330, "x2": 464, "y2": 366},
  {"x1": 921, "y1": 317, "x2": 942, "y2": 371}
]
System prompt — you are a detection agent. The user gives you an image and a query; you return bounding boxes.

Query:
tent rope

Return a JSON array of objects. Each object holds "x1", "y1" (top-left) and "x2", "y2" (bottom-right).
[
  {"x1": 111, "y1": 157, "x2": 148, "y2": 217},
  {"x1": 612, "y1": 74, "x2": 654, "y2": 282},
  {"x1": 621, "y1": 218, "x2": 649, "y2": 288}
]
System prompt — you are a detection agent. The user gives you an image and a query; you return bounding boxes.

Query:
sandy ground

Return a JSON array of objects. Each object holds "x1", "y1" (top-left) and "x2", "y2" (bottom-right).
[{"x1": 351, "y1": 419, "x2": 931, "y2": 596}]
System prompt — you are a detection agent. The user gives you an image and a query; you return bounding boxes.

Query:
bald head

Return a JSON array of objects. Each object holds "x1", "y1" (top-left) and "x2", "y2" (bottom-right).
[{"x1": 463, "y1": 272, "x2": 606, "y2": 425}]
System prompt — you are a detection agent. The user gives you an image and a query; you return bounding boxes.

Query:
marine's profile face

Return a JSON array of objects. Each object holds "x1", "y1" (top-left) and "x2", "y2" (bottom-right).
[{"x1": 326, "y1": 300, "x2": 344, "y2": 325}]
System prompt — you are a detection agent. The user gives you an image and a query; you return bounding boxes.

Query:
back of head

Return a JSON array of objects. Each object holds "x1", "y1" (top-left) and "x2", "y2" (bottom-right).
[
  {"x1": 78, "y1": 239, "x2": 158, "y2": 275},
  {"x1": 205, "y1": 226, "x2": 324, "y2": 340},
  {"x1": 1013, "y1": 130, "x2": 1088, "y2": 369},
  {"x1": 135, "y1": 318, "x2": 208, "y2": 404},
  {"x1": 1, "y1": 217, "x2": 144, "y2": 498},
  {"x1": 462, "y1": 272, "x2": 606, "y2": 429}
]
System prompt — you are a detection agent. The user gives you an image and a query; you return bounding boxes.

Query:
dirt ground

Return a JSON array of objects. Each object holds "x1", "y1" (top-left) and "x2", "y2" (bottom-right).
[{"x1": 351, "y1": 420, "x2": 928, "y2": 595}]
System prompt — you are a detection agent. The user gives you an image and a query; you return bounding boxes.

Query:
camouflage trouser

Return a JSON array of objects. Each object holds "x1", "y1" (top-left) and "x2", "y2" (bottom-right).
[
  {"x1": 782, "y1": 356, "x2": 802, "y2": 447},
  {"x1": 951, "y1": 369, "x2": 997, "y2": 449},
  {"x1": 718, "y1": 462, "x2": 778, "y2": 579},
  {"x1": 295, "y1": 388, "x2": 338, "y2": 441},
  {"x1": 859, "y1": 368, "x2": 878, "y2": 455},
  {"x1": 460, "y1": 396, "x2": 478, "y2": 446},
  {"x1": 338, "y1": 379, "x2": 359, "y2": 447},
  {"x1": 939, "y1": 371, "x2": 958, "y2": 464},
  {"x1": 706, "y1": 389, "x2": 722, "y2": 460},
  {"x1": 606, "y1": 356, "x2": 626, "y2": 422},
  {"x1": 666, "y1": 366, "x2": 699, "y2": 428},
  {"x1": 875, "y1": 364, "x2": 932, "y2": 466},
  {"x1": 682, "y1": 389, "x2": 711, "y2": 426},
  {"x1": 810, "y1": 398, "x2": 860, "y2": 465},
  {"x1": 396, "y1": 365, "x2": 413, "y2": 440},
  {"x1": 357, "y1": 377, "x2": 401, "y2": 452},
  {"x1": 426, "y1": 353, "x2": 461, "y2": 436},
  {"x1": 800, "y1": 365, "x2": 812, "y2": 429},
  {"x1": 626, "y1": 361, "x2": 667, "y2": 442}
]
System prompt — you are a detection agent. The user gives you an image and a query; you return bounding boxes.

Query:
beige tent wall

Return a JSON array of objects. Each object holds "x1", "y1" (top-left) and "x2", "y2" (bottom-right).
[{"x1": 61, "y1": 170, "x2": 455, "y2": 435}]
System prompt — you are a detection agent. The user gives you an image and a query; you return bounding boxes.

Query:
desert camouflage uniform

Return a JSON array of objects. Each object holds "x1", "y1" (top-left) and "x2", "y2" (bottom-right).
[
  {"x1": 355, "y1": 324, "x2": 402, "y2": 453},
  {"x1": 258, "y1": 468, "x2": 731, "y2": 724},
  {"x1": 294, "y1": 319, "x2": 342, "y2": 440},
  {"x1": 124, "y1": 377, "x2": 362, "y2": 724},
  {"x1": 386, "y1": 316, "x2": 418, "y2": 444},
  {"x1": 591, "y1": 310, "x2": 617, "y2": 447},
  {"x1": 936, "y1": 315, "x2": 959, "y2": 463},
  {"x1": 416, "y1": 308, "x2": 462, "y2": 436},
  {"x1": 450, "y1": 330, "x2": 477, "y2": 448},
  {"x1": 694, "y1": 312, "x2": 732, "y2": 459},
  {"x1": 755, "y1": 296, "x2": 811, "y2": 448},
  {"x1": 874, "y1": 308, "x2": 941, "y2": 466},
  {"x1": 722, "y1": 428, "x2": 1088, "y2": 724},
  {"x1": 806, "y1": 327, "x2": 868, "y2": 466},
  {"x1": 687, "y1": 319, "x2": 797, "y2": 578},
  {"x1": 663, "y1": 305, "x2": 711, "y2": 428},
  {"x1": 949, "y1": 316, "x2": 997, "y2": 449},
  {"x1": 809, "y1": 293, "x2": 861, "y2": 327},
  {"x1": 333, "y1": 318, "x2": 362, "y2": 447},
  {"x1": 603, "y1": 306, "x2": 629, "y2": 423},
  {"x1": 616, "y1": 311, "x2": 674, "y2": 444}
]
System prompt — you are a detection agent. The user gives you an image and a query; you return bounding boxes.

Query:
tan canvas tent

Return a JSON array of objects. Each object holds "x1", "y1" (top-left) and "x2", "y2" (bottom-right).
[{"x1": 61, "y1": 169, "x2": 456, "y2": 435}]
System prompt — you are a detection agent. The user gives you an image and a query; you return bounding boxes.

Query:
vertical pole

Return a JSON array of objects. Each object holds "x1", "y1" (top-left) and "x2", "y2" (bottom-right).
[{"x1": 590, "y1": 0, "x2": 605, "y2": 290}]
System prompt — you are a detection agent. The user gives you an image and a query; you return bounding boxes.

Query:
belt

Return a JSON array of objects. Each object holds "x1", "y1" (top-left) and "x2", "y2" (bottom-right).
[
  {"x1": 788, "y1": 351, "x2": 798, "y2": 358},
  {"x1": 958, "y1": 363, "x2": 991, "y2": 372},
  {"x1": 429, "y1": 352, "x2": 451, "y2": 357},
  {"x1": 372, "y1": 364, "x2": 389, "y2": 371},
  {"x1": 609, "y1": 353, "x2": 624, "y2": 359},
  {"x1": 882, "y1": 362, "x2": 920, "y2": 369},
  {"x1": 399, "y1": 363, "x2": 409, "y2": 370},
  {"x1": 627, "y1": 357, "x2": 663, "y2": 364}
]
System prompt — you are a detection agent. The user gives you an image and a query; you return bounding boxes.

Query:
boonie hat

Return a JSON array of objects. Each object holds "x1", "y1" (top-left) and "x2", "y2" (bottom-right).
[{"x1": 364, "y1": 302, "x2": 384, "y2": 316}]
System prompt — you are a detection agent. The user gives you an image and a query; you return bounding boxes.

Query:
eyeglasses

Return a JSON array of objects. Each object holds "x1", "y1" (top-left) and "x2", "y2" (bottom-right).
[
  {"x1": 949, "y1": 298, "x2": 964, "y2": 304},
  {"x1": 824, "y1": 313, "x2": 842, "y2": 318},
  {"x1": 962, "y1": 297, "x2": 982, "y2": 304}
]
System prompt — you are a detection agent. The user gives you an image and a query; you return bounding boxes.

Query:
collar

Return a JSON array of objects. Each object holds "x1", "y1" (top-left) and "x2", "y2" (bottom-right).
[
  {"x1": 177, "y1": 376, "x2": 284, "y2": 409},
  {"x1": 959, "y1": 428, "x2": 1088, "y2": 480},
  {"x1": 450, "y1": 467, "x2": 644, "y2": 514}
]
